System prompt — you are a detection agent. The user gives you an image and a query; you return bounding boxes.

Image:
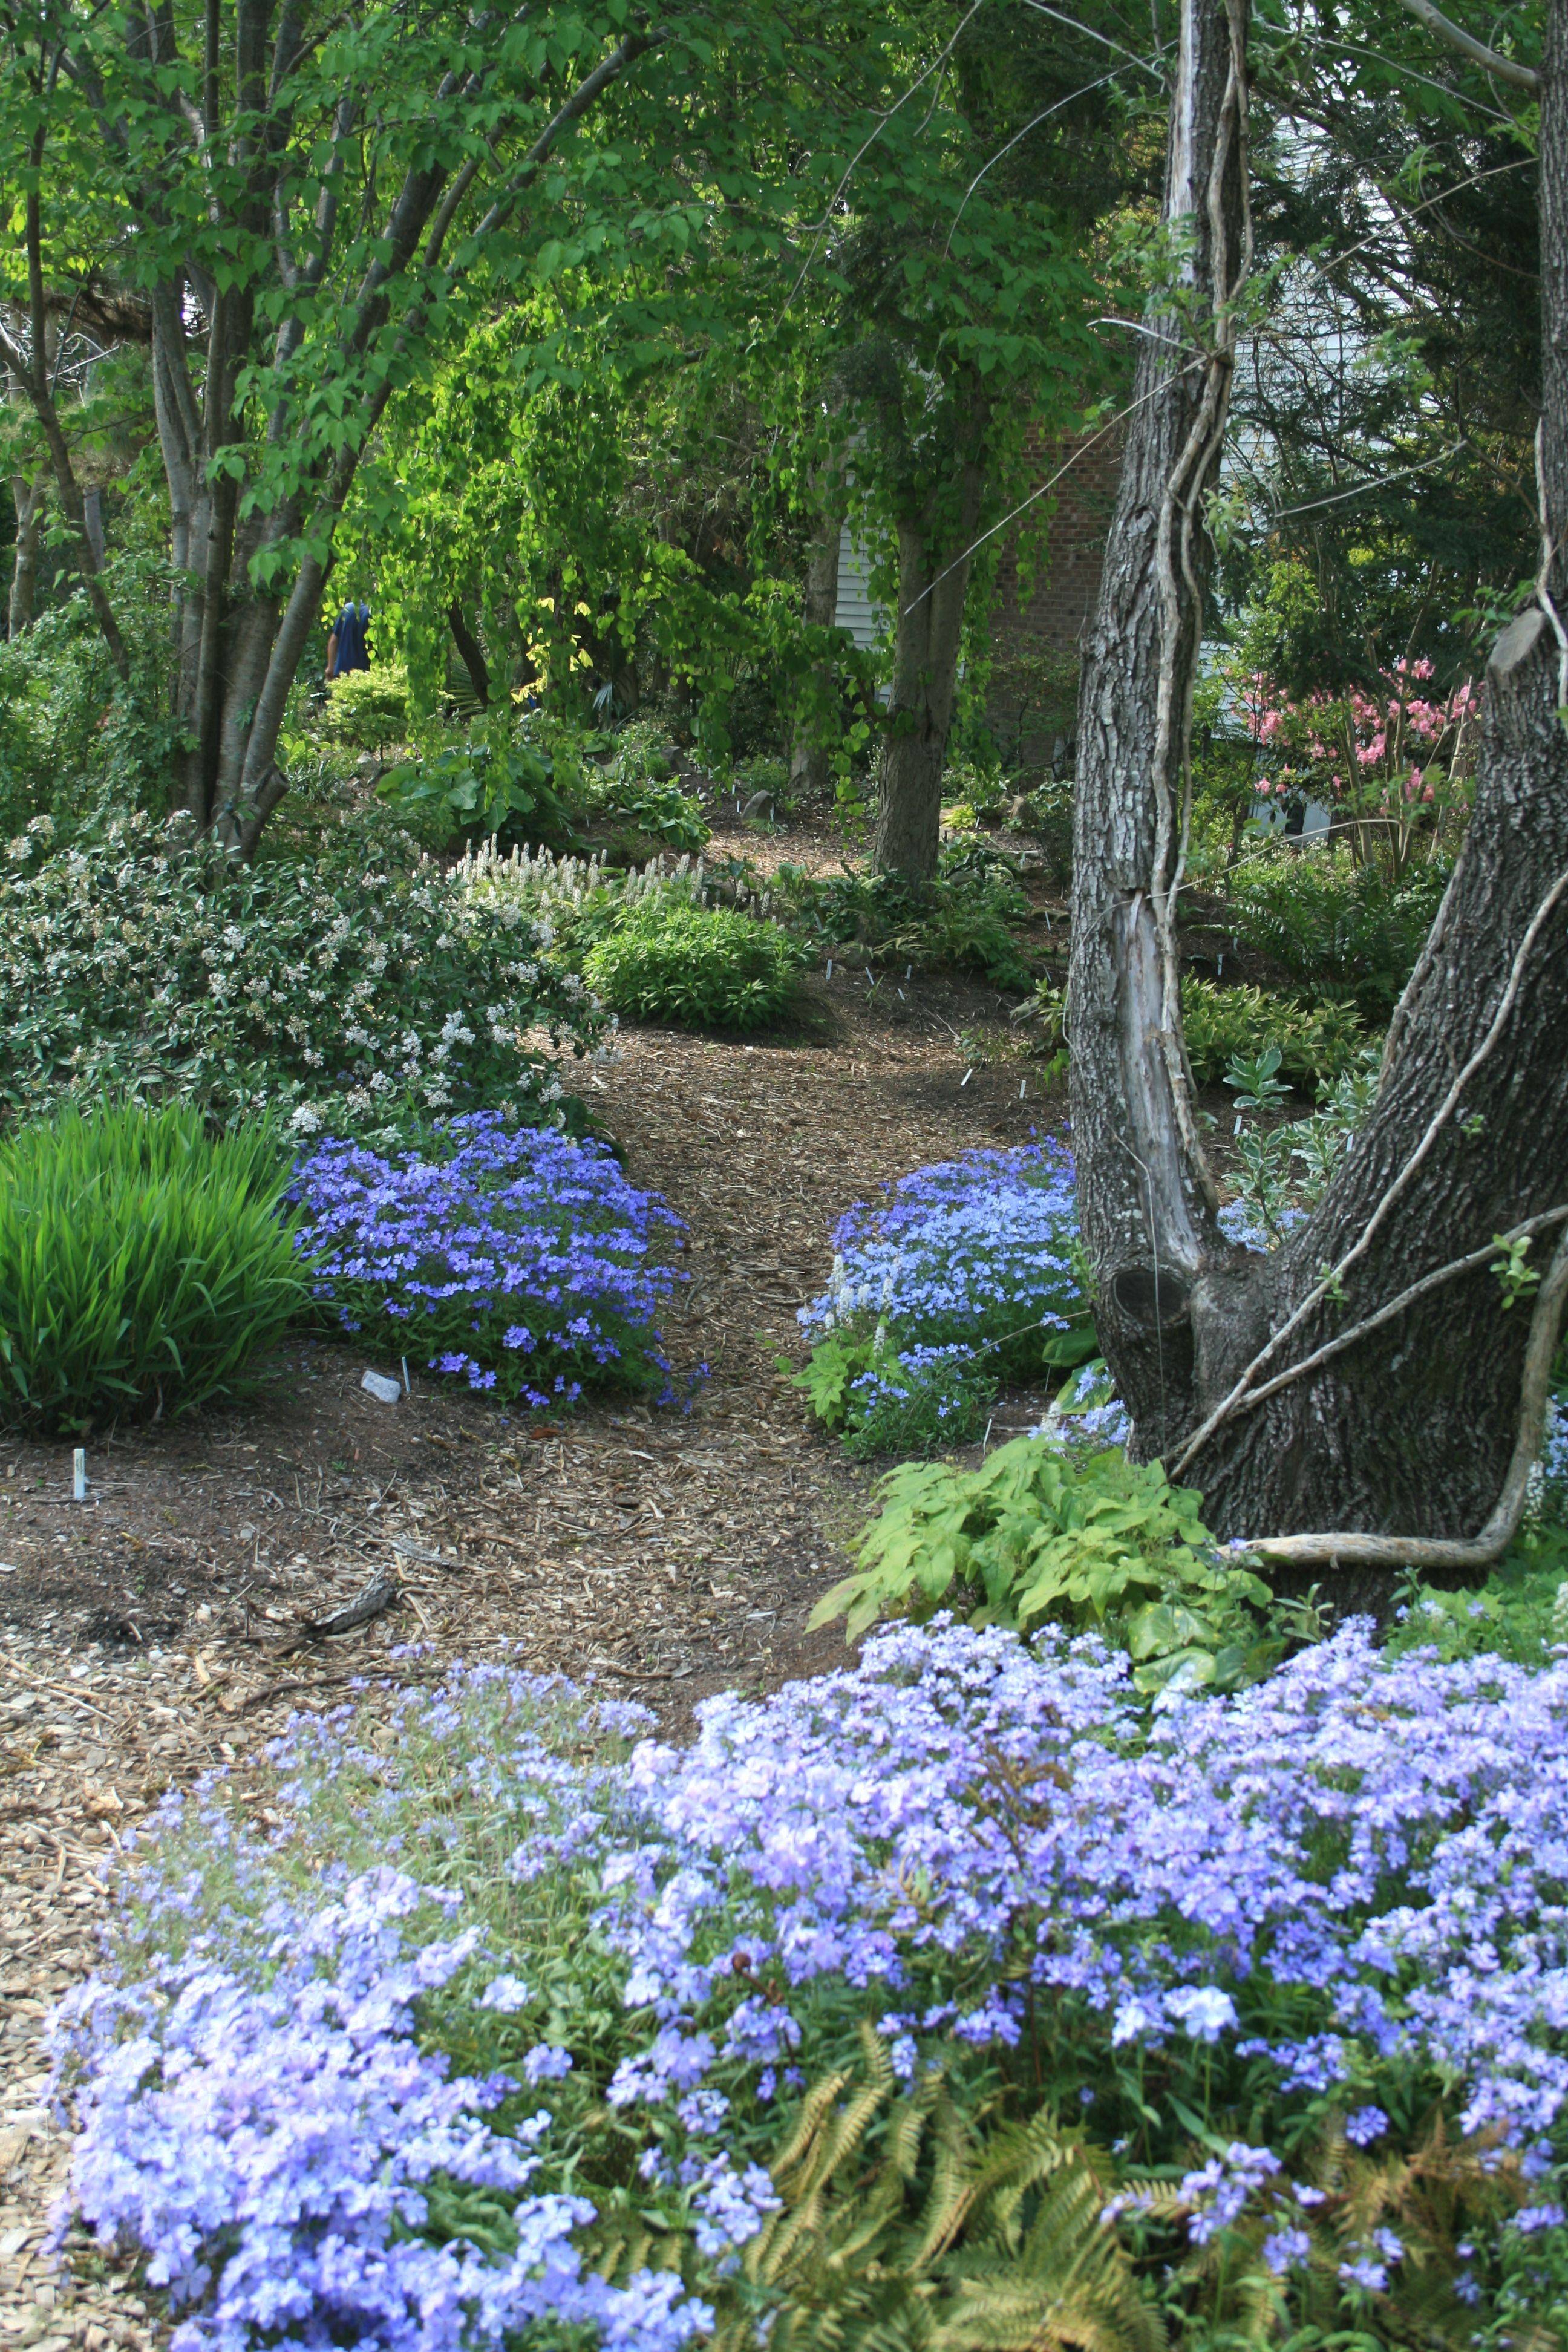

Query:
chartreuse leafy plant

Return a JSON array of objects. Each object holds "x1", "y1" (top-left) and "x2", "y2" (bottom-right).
[
  {"x1": 584, "y1": 900, "x2": 806, "y2": 1031},
  {"x1": 812, "y1": 1437, "x2": 1276, "y2": 1693},
  {"x1": 0, "y1": 1102, "x2": 310, "y2": 1433},
  {"x1": 1178, "y1": 976, "x2": 1366, "y2": 1089},
  {"x1": 56, "y1": 1623, "x2": 1568, "y2": 2349},
  {"x1": 321, "y1": 664, "x2": 411, "y2": 754}
]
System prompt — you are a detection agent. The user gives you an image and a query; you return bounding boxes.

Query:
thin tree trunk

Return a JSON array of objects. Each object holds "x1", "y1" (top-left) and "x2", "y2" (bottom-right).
[
  {"x1": 7, "y1": 475, "x2": 44, "y2": 635},
  {"x1": 871, "y1": 463, "x2": 983, "y2": 879},
  {"x1": 1069, "y1": 0, "x2": 1568, "y2": 1569},
  {"x1": 1067, "y1": 0, "x2": 1249, "y2": 1455},
  {"x1": 448, "y1": 601, "x2": 490, "y2": 707}
]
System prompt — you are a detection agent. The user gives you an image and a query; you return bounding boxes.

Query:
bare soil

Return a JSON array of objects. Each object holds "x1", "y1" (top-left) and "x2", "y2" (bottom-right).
[{"x1": 0, "y1": 828, "x2": 1071, "y2": 2347}]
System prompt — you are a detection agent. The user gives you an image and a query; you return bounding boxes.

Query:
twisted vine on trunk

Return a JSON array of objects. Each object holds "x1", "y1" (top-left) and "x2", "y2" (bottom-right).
[{"x1": 1068, "y1": 0, "x2": 1568, "y2": 1569}]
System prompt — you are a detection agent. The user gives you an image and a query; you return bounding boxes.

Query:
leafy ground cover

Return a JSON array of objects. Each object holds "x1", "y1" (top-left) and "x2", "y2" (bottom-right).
[{"x1": 54, "y1": 1618, "x2": 1568, "y2": 2349}]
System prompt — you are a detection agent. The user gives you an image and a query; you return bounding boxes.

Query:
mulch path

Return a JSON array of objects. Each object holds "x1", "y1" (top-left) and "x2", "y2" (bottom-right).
[{"x1": 0, "y1": 867, "x2": 1069, "y2": 2348}]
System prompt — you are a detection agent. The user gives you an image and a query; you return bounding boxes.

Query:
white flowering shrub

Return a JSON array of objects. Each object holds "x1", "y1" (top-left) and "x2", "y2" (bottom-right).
[{"x1": 0, "y1": 813, "x2": 607, "y2": 1141}]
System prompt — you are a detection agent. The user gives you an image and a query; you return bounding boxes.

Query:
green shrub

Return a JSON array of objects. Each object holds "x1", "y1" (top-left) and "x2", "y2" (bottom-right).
[
  {"x1": 0, "y1": 554, "x2": 184, "y2": 841},
  {"x1": 774, "y1": 851, "x2": 1036, "y2": 988},
  {"x1": 584, "y1": 900, "x2": 804, "y2": 1031},
  {"x1": 377, "y1": 725, "x2": 575, "y2": 850},
  {"x1": 1181, "y1": 976, "x2": 1367, "y2": 1089},
  {"x1": 1220, "y1": 849, "x2": 1451, "y2": 1020},
  {"x1": 811, "y1": 1436, "x2": 1277, "y2": 1692},
  {"x1": 0, "y1": 812, "x2": 606, "y2": 1142},
  {"x1": 941, "y1": 753, "x2": 1007, "y2": 814},
  {"x1": 1009, "y1": 775, "x2": 1074, "y2": 883},
  {"x1": 0, "y1": 1102, "x2": 310, "y2": 1432},
  {"x1": 320, "y1": 662, "x2": 410, "y2": 753}
]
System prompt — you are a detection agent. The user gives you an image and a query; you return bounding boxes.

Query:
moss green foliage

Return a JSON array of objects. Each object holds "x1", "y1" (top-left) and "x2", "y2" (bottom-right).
[
  {"x1": 1220, "y1": 850, "x2": 1451, "y2": 1022},
  {"x1": 0, "y1": 1102, "x2": 309, "y2": 1433},
  {"x1": 0, "y1": 811, "x2": 604, "y2": 1141},
  {"x1": 1180, "y1": 976, "x2": 1367, "y2": 1089},
  {"x1": 320, "y1": 662, "x2": 411, "y2": 753},
  {"x1": 811, "y1": 1437, "x2": 1276, "y2": 1693},
  {"x1": 584, "y1": 899, "x2": 806, "y2": 1031}
]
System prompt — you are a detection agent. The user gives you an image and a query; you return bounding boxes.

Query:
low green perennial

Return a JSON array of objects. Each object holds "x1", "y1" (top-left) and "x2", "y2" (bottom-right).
[
  {"x1": 1180, "y1": 976, "x2": 1366, "y2": 1089},
  {"x1": 812, "y1": 1435, "x2": 1277, "y2": 1693},
  {"x1": 584, "y1": 900, "x2": 805, "y2": 1031},
  {"x1": 0, "y1": 1102, "x2": 310, "y2": 1432}
]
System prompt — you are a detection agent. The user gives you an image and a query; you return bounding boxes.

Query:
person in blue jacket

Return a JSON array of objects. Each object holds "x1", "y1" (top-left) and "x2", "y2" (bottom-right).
[{"x1": 325, "y1": 599, "x2": 371, "y2": 678}]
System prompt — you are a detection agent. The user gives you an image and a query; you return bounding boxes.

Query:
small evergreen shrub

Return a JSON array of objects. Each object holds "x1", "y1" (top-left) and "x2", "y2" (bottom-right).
[
  {"x1": 0, "y1": 1102, "x2": 309, "y2": 1432},
  {"x1": 321, "y1": 662, "x2": 410, "y2": 753},
  {"x1": 584, "y1": 901, "x2": 804, "y2": 1031},
  {"x1": 1180, "y1": 976, "x2": 1367, "y2": 1089},
  {"x1": 291, "y1": 1112, "x2": 682, "y2": 1406},
  {"x1": 0, "y1": 812, "x2": 606, "y2": 1142}
]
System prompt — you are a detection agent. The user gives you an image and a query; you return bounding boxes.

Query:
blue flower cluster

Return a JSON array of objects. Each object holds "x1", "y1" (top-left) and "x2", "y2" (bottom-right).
[
  {"x1": 55, "y1": 1619, "x2": 1568, "y2": 2343},
  {"x1": 292, "y1": 1113, "x2": 682, "y2": 1407},
  {"x1": 59, "y1": 1859, "x2": 708, "y2": 2352},
  {"x1": 797, "y1": 1145, "x2": 1089, "y2": 1446},
  {"x1": 802, "y1": 1142, "x2": 1083, "y2": 1356}
]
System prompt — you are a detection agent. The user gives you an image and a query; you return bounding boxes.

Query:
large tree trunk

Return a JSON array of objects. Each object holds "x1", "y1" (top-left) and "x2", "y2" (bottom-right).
[
  {"x1": 1067, "y1": 0, "x2": 1249, "y2": 1457},
  {"x1": 1069, "y1": 0, "x2": 1568, "y2": 1567},
  {"x1": 871, "y1": 462, "x2": 983, "y2": 878}
]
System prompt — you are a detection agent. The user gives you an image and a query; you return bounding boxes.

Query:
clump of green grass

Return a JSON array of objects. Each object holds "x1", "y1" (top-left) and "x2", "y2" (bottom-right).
[{"x1": 0, "y1": 1102, "x2": 311, "y2": 1432}]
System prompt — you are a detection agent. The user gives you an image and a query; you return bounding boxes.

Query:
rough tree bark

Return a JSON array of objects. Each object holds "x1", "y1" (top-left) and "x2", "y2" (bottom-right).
[
  {"x1": 871, "y1": 449, "x2": 985, "y2": 878},
  {"x1": 1068, "y1": 0, "x2": 1568, "y2": 1562}
]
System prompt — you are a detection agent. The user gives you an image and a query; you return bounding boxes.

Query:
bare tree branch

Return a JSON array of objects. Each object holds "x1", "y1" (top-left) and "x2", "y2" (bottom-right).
[{"x1": 1393, "y1": 0, "x2": 1540, "y2": 92}]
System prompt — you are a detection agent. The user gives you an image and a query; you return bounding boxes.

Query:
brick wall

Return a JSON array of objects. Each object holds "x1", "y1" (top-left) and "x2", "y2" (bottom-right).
[{"x1": 985, "y1": 425, "x2": 1122, "y2": 773}]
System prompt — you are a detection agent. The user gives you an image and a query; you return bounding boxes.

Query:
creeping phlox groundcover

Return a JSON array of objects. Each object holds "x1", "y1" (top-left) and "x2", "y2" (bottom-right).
[
  {"x1": 290, "y1": 1113, "x2": 683, "y2": 1406},
  {"x1": 54, "y1": 1619, "x2": 1568, "y2": 2348},
  {"x1": 797, "y1": 1143, "x2": 1092, "y2": 1443}
]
